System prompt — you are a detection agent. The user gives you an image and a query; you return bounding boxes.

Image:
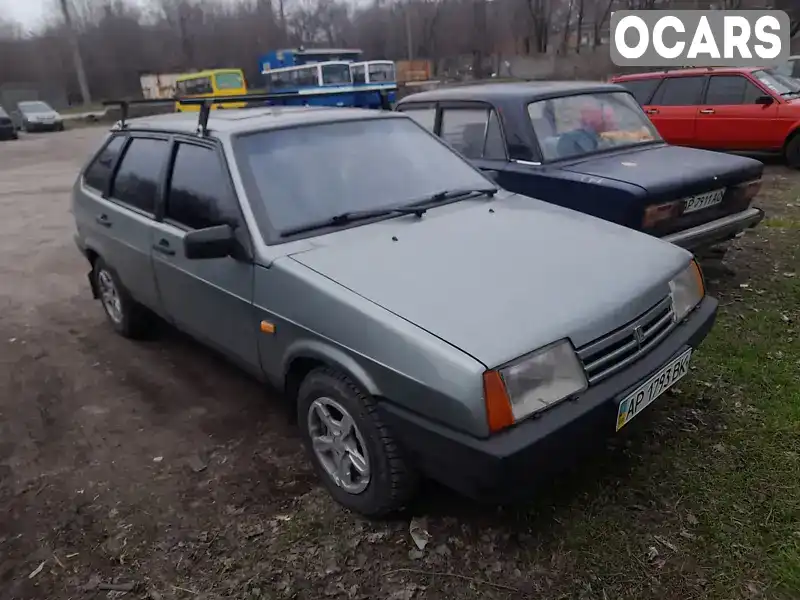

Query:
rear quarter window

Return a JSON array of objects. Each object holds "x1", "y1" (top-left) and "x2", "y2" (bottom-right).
[
  {"x1": 83, "y1": 136, "x2": 126, "y2": 193},
  {"x1": 618, "y1": 78, "x2": 661, "y2": 105}
]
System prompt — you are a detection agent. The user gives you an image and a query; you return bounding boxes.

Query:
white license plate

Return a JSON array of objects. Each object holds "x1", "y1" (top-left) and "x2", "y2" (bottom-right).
[
  {"x1": 683, "y1": 189, "x2": 725, "y2": 213},
  {"x1": 616, "y1": 348, "x2": 692, "y2": 432}
]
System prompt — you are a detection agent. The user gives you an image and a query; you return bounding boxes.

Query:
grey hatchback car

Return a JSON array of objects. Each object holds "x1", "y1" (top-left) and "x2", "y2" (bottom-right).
[{"x1": 72, "y1": 106, "x2": 718, "y2": 516}]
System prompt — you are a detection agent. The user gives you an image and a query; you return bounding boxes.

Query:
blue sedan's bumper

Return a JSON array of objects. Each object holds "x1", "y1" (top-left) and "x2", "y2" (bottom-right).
[{"x1": 378, "y1": 296, "x2": 719, "y2": 503}]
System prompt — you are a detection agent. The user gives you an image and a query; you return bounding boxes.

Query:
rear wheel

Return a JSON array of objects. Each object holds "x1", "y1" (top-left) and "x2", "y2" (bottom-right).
[
  {"x1": 297, "y1": 368, "x2": 417, "y2": 517},
  {"x1": 92, "y1": 258, "x2": 152, "y2": 339},
  {"x1": 785, "y1": 133, "x2": 800, "y2": 169}
]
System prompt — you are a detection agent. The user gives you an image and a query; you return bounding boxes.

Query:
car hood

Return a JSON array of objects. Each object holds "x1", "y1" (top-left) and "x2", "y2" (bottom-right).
[
  {"x1": 288, "y1": 193, "x2": 690, "y2": 368},
  {"x1": 560, "y1": 144, "x2": 763, "y2": 200}
]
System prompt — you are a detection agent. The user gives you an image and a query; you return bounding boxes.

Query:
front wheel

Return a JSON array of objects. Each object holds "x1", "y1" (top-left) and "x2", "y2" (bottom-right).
[
  {"x1": 785, "y1": 134, "x2": 800, "y2": 169},
  {"x1": 297, "y1": 368, "x2": 417, "y2": 517}
]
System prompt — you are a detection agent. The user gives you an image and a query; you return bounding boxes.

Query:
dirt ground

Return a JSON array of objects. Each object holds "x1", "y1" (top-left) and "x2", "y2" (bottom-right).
[{"x1": 0, "y1": 128, "x2": 797, "y2": 600}]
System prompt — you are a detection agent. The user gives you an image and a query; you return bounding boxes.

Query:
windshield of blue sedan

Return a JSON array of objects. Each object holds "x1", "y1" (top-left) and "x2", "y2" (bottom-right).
[
  {"x1": 234, "y1": 117, "x2": 492, "y2": 236},
  {"x1": 528, "y1": 91, "x2": 661, "y2": 162}
]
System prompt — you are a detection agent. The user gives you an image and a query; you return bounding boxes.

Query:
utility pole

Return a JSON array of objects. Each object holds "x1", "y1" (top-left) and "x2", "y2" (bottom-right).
[
  {"x1": 405, "y1": 2, "x2": 413, "y2": 61},
  {"x1": 278, "y1": 0, "x2": 288, "y2": 45},
  {"x1": 58, "y1": 0, "x2": 91, "y2": 106}
]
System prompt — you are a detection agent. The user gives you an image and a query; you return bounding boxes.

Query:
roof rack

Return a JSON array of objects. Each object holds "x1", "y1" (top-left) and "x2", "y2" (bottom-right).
[{"x1": 103, "y1": 87, "x2": 397, "y2": 137}]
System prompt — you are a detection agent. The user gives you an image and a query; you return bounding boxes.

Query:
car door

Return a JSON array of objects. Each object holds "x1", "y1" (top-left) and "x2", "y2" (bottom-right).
[
  {"x1": 79, "y1": 134, "x2": 167, "y2": 313},
  {"x1": 437, "y1": 103, "x2": 510, "y2": 175},
  {"x1": 150, "y1": 138, "x2": 259, "y2": 371},
  {"x1": 643, "y1": 75, "x2": 706, "y2": 146},
  {"x1": 694, "y1": 74, "x2": 780, "y2": 151}
]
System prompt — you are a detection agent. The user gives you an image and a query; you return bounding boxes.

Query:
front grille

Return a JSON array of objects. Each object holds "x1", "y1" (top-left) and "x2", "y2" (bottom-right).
[{"x1": 577, "y1": 296, "x2": 676, "y2": 385}]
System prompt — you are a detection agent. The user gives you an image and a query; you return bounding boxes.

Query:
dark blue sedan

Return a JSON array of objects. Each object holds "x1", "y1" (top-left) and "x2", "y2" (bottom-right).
[{"x1": 395, "y1": 81, "x2": 765, "y2": 252}]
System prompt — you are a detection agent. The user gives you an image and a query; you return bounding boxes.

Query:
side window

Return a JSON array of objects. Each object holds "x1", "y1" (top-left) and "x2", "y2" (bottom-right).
[
  {"x1": 110, "y1": 138, "x2": 169, "y2": 213},
  {"x1": 440, "y1": 108, "x2": 490, "y2": 159},
  {"x1": 484, "y1": 110, "x2": 507, "y2": 159},
  {"x1": 352, "y1": 65, "x2": 366, "y2": 84},
  {"x1": 166, "y1": 144, "x2": 238, "y2": 230},
  {"x1": 651, "y1": 76, "x2": 705, "y2": 106},
  {"x1": 401, "y1": 106, "x2": 436, "y2": 131},
  {"x1": 619, "y1": 78, "x2": 661, "y2": 105},
  {"x1": 794, "y1": 60, "x2": 800, "y2": 78},
  {"x1": 84, "y1": 135, "x2": 126, "y2": 192},
  {"x1": 704, "y1": 76, "x2": 748, "y2": 104}
]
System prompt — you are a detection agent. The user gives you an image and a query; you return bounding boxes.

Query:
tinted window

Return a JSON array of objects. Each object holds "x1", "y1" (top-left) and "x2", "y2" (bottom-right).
[
  {"x1": 84, "y1": 136, "x2": 126, "y2": 192},
  {"x1": 619, "y1": 78, "x2": 660, "y2": 105},
  {"x1": 110, "y1": 138, "x2": 169, "y2": 213},
  {"x1": 234, "y1": 118, "x2": 492, "y2": 237},
  {"x1": 166, "y1": 144, "x2": 237, "y2": 230},
  {"x1": 704, "y1": 76, "x2": 763, "y2": 105},
  {"x1": 651, "y1": 76, "x2": 705, "y2": 106},
  {"x1": 351, "y1": 65, "x2": 366, "y2": 84},
  {"x1": 484, "y1": 110, "x2": 506, "y2": 159},
  {"x1": 401, "y1": 106, "x2": 436, "y2": 131},
  {"x1": 441, "y1": 108, "x2": 492, "y2": 159},
  {"x1": 176, "y1": 77, "x2": 213, "y2": 96}
]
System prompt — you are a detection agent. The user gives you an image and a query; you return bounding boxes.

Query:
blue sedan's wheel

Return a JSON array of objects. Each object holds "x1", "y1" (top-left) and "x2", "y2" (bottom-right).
[{"x1": 297, "y1": 368, "x2": 418, "y2": 516}]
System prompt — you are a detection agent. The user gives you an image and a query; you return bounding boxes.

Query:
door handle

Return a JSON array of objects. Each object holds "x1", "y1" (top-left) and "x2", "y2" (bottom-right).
[
  {"x1": 645, "y1": 108, "x2": 659, "y2": 115},
  {"x1": 95, "y1": 214, "x2": 112, "y2": 228},
  {"x1": 152, "y1": 239, "x2": 176, "y2": 256},
  {"x1": 699, "y1": 109, "x2": 715, "y2": 114}
]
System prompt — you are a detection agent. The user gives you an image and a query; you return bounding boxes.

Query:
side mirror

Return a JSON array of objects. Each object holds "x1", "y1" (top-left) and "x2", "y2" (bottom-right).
[
  {"x1": 755, "y1": 95, "x2": 774, "y2": 106},
  {"x1": 184, "y1": 224, "x2": 236, "y2": 260}
]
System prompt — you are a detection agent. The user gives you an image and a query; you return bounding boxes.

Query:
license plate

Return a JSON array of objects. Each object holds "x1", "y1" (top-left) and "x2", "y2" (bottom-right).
[
  {"x1": 683, "y1": 189, "x2": 725, "y2": 213},
  {"x1": 616, "y1": 348, "x2": 692, "y2": 432}
]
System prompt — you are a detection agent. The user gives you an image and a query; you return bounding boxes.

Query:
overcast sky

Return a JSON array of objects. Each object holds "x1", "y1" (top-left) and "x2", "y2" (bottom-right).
[{"x1": 1, "y1": 0, "x2": 47, "y2": 27}]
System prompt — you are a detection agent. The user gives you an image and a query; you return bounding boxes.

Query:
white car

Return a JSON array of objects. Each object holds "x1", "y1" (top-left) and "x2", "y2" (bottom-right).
[
  {"x1": 776, "y1": 55, "x2": 800, "y2": 83},
  {"x1": 16, "y1": 100, "x2": 65, "y2": 133}
]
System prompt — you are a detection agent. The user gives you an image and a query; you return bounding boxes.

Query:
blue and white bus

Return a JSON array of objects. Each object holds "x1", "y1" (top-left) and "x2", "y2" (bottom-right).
[
  {"x1": 262, "y1": 61, "x2": 357, "y2": 107},
  {"x1": 350, "y1": 60, "x2": 398, "y2": 109}
]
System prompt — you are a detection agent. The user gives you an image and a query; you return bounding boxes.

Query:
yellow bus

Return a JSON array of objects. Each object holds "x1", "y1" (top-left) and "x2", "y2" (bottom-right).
[{"x1": 174, "y1": 69, "x2": 248, "y2": 112}]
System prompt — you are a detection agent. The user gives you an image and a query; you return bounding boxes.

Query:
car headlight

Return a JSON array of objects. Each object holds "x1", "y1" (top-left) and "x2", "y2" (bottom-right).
[
  {"x1": 669, "y1": 259, "x2": 705, "y2": 322},
  {"x1": 483, "y1": 339, "x2": 588, "y2": 433}
]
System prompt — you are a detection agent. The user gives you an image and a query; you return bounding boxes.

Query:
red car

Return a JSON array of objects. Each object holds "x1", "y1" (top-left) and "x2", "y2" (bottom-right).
[{"x1": 612, "y1": 67, "x2": 800, "y2": 168}]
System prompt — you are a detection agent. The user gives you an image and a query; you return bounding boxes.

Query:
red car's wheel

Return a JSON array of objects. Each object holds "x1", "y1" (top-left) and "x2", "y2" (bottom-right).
[{"x1": 785, "y1": 133, "x2": 800, "y2": 169}]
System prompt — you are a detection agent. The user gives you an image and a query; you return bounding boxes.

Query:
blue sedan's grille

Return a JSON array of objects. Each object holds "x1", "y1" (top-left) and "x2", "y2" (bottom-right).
[{"x1": 577, "y1": 296, "x2": 676, "y2": 385}]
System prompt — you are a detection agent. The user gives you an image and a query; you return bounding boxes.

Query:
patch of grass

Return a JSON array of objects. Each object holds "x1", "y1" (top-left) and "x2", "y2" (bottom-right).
[{"x1": 763, "y1": 217, "x2": 800, "y2": 230}]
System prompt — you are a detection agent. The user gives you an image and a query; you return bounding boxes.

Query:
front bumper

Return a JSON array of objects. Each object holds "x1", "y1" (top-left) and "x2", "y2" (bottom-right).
[
  {"x1": 663, "y1": 207, "x2": 764, "y2": 250},
  {"x1": 24, "y1": 121, "x2": 62, "y2": 132},
  {"x1": 0, "y1": 125, "x2": 16, "y2": 139},
  {"x1": 378, "y1": 296, "x2": 718, "y2": 503}
]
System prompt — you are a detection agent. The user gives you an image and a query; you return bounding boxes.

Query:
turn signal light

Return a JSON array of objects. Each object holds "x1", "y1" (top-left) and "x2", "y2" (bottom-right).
[{"x1": 483, "y1": 370, "x2": 514, "y2": 433}]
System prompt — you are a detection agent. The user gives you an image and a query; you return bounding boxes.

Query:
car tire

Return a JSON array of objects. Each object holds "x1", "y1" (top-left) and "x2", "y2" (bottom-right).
[
  {"x1": 297, "y1": 368, "x2": 418, "y2": 517},
  {"x1": 92, "y1": 258, "x2": 152, "y2": 339},
  {"x1": 785, "y1": 133, "x2": 800, "y2": 169}
]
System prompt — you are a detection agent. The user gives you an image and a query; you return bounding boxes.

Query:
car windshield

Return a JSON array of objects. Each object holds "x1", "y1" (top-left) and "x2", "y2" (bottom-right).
[
  {"x1": 233, "y1": 117, "x2": 492, "y2": 238},
  {"x1": 528, "y1": 91, "x2": 661, "y2": 162},
  {"x1": 752, "y1": 69, "x2": 800, "y2": 96},
  {"x1": 19, "y1": 101, "x2": 53, "y2": 114}
]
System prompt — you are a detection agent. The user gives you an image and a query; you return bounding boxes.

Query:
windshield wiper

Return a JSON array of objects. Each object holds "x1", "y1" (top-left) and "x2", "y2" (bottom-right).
[
  {"x1": 406, "y1": 186, "x2": 498, "y2": 208},
  {"x1": 280, "y1": 206, "x2": 428, "y2": 237},
  {"x1": 279, "y1": 187, "x2": 498, "y2": 238}
]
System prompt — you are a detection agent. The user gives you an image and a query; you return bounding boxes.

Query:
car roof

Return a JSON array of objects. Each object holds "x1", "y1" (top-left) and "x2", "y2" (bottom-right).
[
  {"x1": 121, "y1": 105, "x2": 403, "y2": 137},
  {"x1": 612, "y1": 66, "x2": 762, "y2": 81},
  {"x1": 397, "y1": 80, "x2": 626, "y2": 104}
]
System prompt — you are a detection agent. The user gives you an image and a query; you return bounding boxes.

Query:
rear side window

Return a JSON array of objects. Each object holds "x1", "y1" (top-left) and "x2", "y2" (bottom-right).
[
  {"x1": 704, "y1": 76, "x2": 764, "y2": 105},
  {"x1": 165, "y1": 144, "x2": 238, "y2": 230},
  {"x1": 651, "y1": 76, "x2": 705, "y2": 106},
  {"x1": 440, "y1": 107, "x2": 506, "y2": 160},
  {"x1": 401, "y1": 106, "x2": 436, "y2": 131},
  {"x1": 110, "y1": 138, "x2": 169, "y2": 213},
  {"x1": 84, "y1": 136, "x2": 126, "y2": 193},
  {"x1": 618, "y1": 78, "x2": 661, "y2": 105}
]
